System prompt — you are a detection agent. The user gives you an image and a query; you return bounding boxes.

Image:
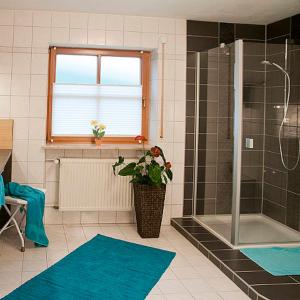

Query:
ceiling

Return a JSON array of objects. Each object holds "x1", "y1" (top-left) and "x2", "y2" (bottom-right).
[{"x1": 0, "y1": 0, "x2": 299, "y2": 25}]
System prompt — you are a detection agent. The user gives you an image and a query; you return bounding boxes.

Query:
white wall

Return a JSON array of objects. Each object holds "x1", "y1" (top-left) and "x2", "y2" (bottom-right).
[{"x1": 0, "y1": 9, "x2": 186, "y2": 225}]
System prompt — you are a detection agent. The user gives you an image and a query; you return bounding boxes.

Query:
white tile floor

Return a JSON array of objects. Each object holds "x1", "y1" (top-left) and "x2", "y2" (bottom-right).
[{"x1": 0, "y1": 224, "x2": 250, "y2": 300}]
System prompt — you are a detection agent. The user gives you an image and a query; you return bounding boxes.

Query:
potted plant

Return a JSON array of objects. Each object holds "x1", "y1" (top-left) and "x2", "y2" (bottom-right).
[
  {"x1": 112, "y1": 136, "x2": 172, "y2": 238},
  {"x1": 90, "y1": 120, "x2": 106, "y2": 145}
]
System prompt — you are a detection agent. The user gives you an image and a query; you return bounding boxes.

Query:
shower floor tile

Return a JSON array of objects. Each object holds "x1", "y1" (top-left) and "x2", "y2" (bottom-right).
[
  {"x1": 171, "y1": 217, "x2": 300, "y2": 300},
  {"x1": 236, "y1": 271, "x2": 296, "y2": 285},
  {"x1": 253, "y1": 284, "x2": 300, "y2": 300}
]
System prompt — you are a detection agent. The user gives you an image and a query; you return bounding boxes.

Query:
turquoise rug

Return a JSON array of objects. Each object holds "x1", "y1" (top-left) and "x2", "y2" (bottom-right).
[
  {"x1": 2, "y1": 235, "x2": 175, "y2": 300},
  {"x1": 241, "y1": 247, "x2": 300, "y2": 276}
]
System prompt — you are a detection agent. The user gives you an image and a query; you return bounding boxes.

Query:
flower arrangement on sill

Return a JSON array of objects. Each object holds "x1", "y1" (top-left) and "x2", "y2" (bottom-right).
[
  {"x1": 112, "y1": 135, "x2": 173, "y2": 238},
  {"x1": 90, "y1": 120, "x2": 106, "y2": 145}
]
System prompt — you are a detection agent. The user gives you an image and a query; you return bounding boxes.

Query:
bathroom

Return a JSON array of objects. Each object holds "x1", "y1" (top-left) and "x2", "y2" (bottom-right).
[{"x1": 0, "y1": 1, "x2": 299, "y2": 299}]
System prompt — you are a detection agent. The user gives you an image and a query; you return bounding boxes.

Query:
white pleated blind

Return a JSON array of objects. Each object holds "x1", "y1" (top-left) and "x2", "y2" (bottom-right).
[{"x1": 52, "y1": 84, "x2": 142, "y2": 136}]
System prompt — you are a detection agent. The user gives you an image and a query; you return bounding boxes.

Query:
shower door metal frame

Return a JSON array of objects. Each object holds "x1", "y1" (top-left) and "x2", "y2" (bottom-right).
[
  {"x1": 192, "y1": 52, "x2": 201, "y2": 216},
  {"x1": 231, "y1": 39, "x2": 243, "y2": 246},
  {"x1": 191, "y1": 40, "x2": 244, "y2": 247}
]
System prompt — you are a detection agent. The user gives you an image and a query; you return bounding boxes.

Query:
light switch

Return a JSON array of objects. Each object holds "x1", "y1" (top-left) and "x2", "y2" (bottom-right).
[{"x1": 245, "y1": 138, "x2": 254, "y2": 149}]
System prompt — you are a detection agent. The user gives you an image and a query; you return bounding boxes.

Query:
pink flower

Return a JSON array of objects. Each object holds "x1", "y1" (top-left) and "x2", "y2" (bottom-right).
[
  {"x1": 165, "y1": 162, "x2": 172, "y2": 169},
  {"x1": 135, "y1": 135, "x2": 146, "y2": 144},
  {"x1": 151, "y1": 147, "x2": 161, "y2": 157}
]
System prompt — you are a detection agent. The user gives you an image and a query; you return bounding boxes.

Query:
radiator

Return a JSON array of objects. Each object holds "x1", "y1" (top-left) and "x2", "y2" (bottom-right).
[{"x1": 58, "y1": 158, "x2": 133, "y2": 211}]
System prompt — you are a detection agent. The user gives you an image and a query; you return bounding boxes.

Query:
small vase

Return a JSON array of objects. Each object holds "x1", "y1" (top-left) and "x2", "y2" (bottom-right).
[{"x1": 94, "y1": 138, "x2": 102, "y2": 146}]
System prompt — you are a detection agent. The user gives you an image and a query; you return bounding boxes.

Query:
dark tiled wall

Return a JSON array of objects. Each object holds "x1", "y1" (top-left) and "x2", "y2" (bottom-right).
[
  {"x1": 263, "y1": 14, "x2": 300, "y2": 231},
  {"x1": 184, "y1": 20, "x2": 266, "y2": 216},
  {"x1": 241, "y1": 41, "x2": 265, "y2": 214}
]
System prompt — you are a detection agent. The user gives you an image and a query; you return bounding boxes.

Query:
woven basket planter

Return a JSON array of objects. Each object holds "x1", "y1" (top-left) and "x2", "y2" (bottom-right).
[{"x1": 133, "y1": 183, "x2": 166, "y2": 238}]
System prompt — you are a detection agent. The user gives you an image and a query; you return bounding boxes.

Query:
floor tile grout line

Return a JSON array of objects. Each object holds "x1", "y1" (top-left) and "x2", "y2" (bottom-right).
[
  {"x1": 5, "y1": 223, "x2": 288, "y2": 300},
  {"x1": 208, "y1": 241, "x2": 272, "y2": 300},
  {"x1": 171, "y1": 218, "x2": 278, "y2": 300},
  {"x1": 251, "y1": 282, "x2": 300, "y2": 287},
  {"x1": 62, "y1": 225, "x2": 71, "y2": 254},
  {"x1": 170, "y1": 260, "x2": 209, "y2": 299}
]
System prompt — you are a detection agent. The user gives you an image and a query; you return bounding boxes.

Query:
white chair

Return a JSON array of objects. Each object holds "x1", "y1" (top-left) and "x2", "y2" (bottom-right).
[{"x1": 0, "y1": 188, "x2": 46, "y2": 252}]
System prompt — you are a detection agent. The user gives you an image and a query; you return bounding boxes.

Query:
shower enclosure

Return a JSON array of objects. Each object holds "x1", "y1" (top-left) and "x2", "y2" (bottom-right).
[{"x1": 190, "y1": 39, "x2": 300, "y2": 247}]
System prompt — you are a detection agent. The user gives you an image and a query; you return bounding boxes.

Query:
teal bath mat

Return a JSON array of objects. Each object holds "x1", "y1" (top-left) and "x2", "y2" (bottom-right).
[
  {"x1": 241, "y1": 247, "x2": 300, "y2": 276},
  {"x1": 2, "y1": 235, "x2": 175, "y2": 300}
]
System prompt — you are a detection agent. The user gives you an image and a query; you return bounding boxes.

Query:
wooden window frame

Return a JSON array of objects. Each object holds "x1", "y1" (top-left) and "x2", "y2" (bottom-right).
[{"x1": 46, "y1": 47, "x2": 151, "y2": 144}]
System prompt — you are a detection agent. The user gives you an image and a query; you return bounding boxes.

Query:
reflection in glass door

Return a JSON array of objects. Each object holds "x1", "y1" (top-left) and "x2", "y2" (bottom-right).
[{"x1": 192, "y1": 41, "x2": 236, "y2": 245}]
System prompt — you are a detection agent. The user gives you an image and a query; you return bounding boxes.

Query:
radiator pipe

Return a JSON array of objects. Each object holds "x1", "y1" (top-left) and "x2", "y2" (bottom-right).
[{"x1": 45, "y1": 158, "x2": 60, "y2": 164}]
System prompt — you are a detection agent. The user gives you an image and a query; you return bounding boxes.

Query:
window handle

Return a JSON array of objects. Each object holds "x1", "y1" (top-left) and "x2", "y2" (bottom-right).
[{"x1": 142, "y1": 97, "x2": 146, "y2": 108}]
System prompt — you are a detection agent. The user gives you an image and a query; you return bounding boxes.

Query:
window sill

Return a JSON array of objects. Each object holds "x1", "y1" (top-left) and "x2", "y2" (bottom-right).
[{"x1": 42, "y1": 143, "x2": 151, "y2": 151}]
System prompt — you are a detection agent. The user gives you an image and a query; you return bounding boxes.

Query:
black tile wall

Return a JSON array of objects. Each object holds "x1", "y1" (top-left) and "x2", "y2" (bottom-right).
[
  {"x1": 286, "y1": 191, "x2": 300, "y2": 230},
  {"x1": 219, "y1": 23, "x2": 234, "y2": 44},
  {"x1": 291, "y1": 14, "x2": 300, "y2": 43},
  {"x1": 184, "y1": 15, "x2": 300, "y2": 234},
  {"x1": 262, "y1": 13, "x2": 300, "y2": 231},
  {"x1": 236, "y1": 24, "x2": 265, "y2": 40},
  {"x1": 187, "y1": 20, "x2": 219, "y2": 37},
  {"x1": 184, "y1": 19, "x2": 266, "y2": 216},
  {"x1": 267, "y1": 18, "x2": 291, "y2": 40},
  {"x1": 187, "y1": 36, "x2": 219, "y2": 52},
  {"x1": 245, "y1": 61, "x2": 274, "y2": 232}
]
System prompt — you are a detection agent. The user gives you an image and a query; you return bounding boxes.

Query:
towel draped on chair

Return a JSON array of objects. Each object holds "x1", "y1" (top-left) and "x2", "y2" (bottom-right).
[
  {"x1": 5, "y1": 182, "x2": 49, "y2": 247},
  {"x1": 0, "y1": 175, "x2": 4, "y2": 206}
]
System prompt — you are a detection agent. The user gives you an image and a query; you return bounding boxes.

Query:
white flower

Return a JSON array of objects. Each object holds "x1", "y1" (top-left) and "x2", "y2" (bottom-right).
[{"x1": 90, "y1": 120, "x2": 98, "y2": 127}]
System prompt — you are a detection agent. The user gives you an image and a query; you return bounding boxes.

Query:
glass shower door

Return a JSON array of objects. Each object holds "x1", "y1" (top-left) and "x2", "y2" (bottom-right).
[
  {"x1": 192, "y1": 39, "x2": 300, "y2": 247},
  {"x1": 237, "y1": 40, "x2": 266, "y2": 245},
  {"x1": 193, "y1": 41, "x2": 237, "y2": 245},
  {"x1": 237, "y1": 40, "x2": 300, "y2": 245}
]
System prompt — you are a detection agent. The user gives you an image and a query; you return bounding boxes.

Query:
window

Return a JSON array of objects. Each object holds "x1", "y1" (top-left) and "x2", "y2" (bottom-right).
[{"x1": 47, "y1": 47, "x2": 150, "y2": 144}]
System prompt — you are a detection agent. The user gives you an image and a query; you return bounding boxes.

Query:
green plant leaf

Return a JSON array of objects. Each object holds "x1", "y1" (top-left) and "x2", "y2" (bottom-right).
[
  {"x1": 113, "y1": 144, "x2": 171, "y2": 187},
  {"x1": 149, "y1": 164, "x2": 162, "y2": 185},
  {"x1": 165, "y1": 169, "x2": 173, "y2": 181},
  {"x1": 150, "y1": 159, "x2": 159, "y2": 166},
  {"x1": 130, "y1": 173, "x2": 144, "y2": 184},
  {"x1": 163, "y1": 174, "x2": 168, "y2": 184},
  {"x1": 118, "y1": 162, "x2": 137, "y2": 176},
  {"x1": 155, "y1": 145, "x2": 166, "y2": 163},
  {"x1": 112, "y1": 156, "x2": 125, "y2": 175},
  {"x1": 145, "y1": 150, "x2": 151, "y2": 156},
  {"x1": 134, "y1": 165, "x2": 144, "y2": 173},
  {"x1": 138, "y1": 156, "x2": 146, "y2": 164}
]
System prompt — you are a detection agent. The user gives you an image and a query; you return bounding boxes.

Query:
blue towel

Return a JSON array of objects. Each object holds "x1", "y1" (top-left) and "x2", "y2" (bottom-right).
[
  {"x1": 5, "y1": 182, "x2": 49, "y2": 247},
  {"x1": 0, "y1": 175, "x2": 4, "y2": 206}
]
